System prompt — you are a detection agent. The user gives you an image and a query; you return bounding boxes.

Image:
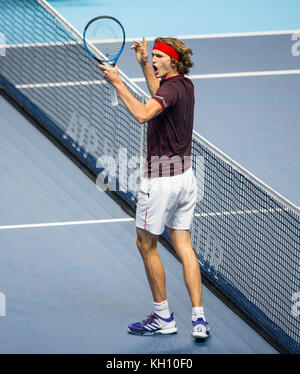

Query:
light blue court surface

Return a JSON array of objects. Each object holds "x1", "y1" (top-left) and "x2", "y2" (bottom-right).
[
  {"x1": 0, "y1": 94, "x2": 277, "y2": 354},
  {"x1": 48, "y1": 0, "x2": 300, "y2": 37}
]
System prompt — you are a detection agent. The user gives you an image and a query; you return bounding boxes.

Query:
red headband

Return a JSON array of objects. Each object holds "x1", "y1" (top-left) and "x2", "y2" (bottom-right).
[{"x1": 153, "y1": 42, "x2": 180, "y2": 61}]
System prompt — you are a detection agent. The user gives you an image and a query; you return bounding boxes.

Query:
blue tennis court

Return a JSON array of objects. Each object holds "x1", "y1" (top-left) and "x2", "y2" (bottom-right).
[
  {"x1": 0, "y1": 92, "x2": 278, "y2": 354},
  {"x1": 0, "y1": 0, "x2": 299, "y2": 355}
]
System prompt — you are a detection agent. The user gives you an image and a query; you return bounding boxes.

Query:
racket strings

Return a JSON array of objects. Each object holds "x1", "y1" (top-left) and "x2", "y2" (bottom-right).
[{"x1": 85, "y1": 18, "x2": 124, "y2": 62}]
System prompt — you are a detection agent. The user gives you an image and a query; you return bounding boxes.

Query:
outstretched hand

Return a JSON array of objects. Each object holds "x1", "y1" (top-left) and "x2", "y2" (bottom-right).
[{"x1": 130, "y1": 36, "x2": 148, "y2": 65}]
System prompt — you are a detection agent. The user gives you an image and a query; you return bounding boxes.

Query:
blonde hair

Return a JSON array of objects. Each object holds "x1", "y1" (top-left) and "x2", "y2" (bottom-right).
[{"x1": 153, "y1": 37, "x2": 193, "y2": 74}]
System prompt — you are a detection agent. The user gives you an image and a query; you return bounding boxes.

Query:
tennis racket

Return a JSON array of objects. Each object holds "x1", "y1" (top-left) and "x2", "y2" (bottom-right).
[{"x1": 83, "y1": 16, "x2": 126, "y2": 106}]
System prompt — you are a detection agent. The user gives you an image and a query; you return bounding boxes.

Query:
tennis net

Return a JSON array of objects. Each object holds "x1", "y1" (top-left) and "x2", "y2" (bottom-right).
[{"x1": 0, "y1": 0, "x2": 299, "y2": 353}]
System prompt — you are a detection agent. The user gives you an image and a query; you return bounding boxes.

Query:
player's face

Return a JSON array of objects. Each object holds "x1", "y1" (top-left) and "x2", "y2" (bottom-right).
[{"x1": 152, "y1": 49, "x2": 177, "y2": 79}]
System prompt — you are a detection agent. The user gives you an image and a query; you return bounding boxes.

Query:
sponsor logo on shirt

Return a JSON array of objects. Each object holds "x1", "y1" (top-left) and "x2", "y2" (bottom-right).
[{"x1": 154, "y1": 95, "x2": 167, "y2": 108}]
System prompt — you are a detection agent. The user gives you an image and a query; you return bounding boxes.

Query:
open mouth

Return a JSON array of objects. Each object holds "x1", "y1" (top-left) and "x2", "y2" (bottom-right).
[{"x1": 153, "y1": 66, "x2": 158, "y2": 73}]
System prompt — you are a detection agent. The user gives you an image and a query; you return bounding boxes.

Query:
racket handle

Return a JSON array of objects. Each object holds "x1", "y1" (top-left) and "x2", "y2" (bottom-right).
[{"x1": 111, "y1": 86, "x2": 118, "y2": 107}]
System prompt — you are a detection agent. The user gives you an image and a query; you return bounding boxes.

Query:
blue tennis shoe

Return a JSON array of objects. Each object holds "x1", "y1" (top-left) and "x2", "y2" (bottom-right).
[
  {"x1": 128, "y1": 312, "x2": 178, "y2": 335},
  {"x1": 191, "y1": 317, "x2": 211, "y2": 339}
]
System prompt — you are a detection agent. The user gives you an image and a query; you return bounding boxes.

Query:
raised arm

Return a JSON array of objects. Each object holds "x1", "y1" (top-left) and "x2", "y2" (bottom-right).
[
  {"x1": 130, "y1": 37, "x2": 160, "y2": 96},
  {"x1": 98, "y1": 64, "x2": 162, "y2": 124}
]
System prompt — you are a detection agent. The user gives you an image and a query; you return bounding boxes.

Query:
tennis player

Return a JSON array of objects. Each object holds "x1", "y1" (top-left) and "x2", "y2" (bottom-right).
[{"x1": 99, "y1": 37, "x2": 210, "y2": 339}]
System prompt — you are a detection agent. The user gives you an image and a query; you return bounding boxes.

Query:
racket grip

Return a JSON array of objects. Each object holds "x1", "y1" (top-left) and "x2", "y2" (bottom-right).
[{"x1": 111, "y1": 87, "x2": 118, "y2": 107}]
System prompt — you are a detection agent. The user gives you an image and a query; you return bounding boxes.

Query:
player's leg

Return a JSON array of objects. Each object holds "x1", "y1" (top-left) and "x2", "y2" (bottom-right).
[
  {"x1": 127, "y1": 227, "x2": 177, "y2": 335},
  {"x1": 168, "y1": 228, "x2": 202, "y2": 306},
  {"x1": 136, "y1": 227, "x2": 165, "y2": 303},
  {"x1": 168, "y1": 228, "x2": 210, "y2": 339},
  {"x1": 166, "y1": 167, "x2": 210, "y2": 339}
]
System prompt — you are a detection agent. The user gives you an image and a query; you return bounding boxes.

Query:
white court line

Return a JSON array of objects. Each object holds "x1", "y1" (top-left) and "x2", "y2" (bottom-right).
[
  {"x1": 194, "y1": 207, "x2": 291, "y2": 218},
  {"x1": 15, "y1": 69, "x2": 300, "y2": 90},
  {"x1": 0, "y1": 217, "x2": 134, "y2": 230},
  {"x1": 1, "y1": 205, "x2": 295, "y2": 230},
  {"x1": 127, "y1": 29, "x2": 300, "y2": 42},
  {"x1": 2, "y1": 39, "x2": 120, "y2": 49},
  {"x1": 1, "y1": 41, "x2": 79, "y2": 49},
  {"x1": 3, "y1": 29, "x2": 300, "y2": 49},
  {"x1": 177, "y1": 30, "x2": 300, "y2": 39},
  {"x1": 15, "y1": 80, "x2": 107, "y2": 89},
  {"x1": 189, "y1": 70, "x2": 300, "y2": 79},
  {"x1": 132, "y1": 69, "x2": 300, "y2": 82}
]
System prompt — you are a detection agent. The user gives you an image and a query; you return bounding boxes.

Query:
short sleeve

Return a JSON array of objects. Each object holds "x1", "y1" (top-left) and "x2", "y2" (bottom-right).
[{"x1": 151, "y1": 81, "x2": 177, "y2": 111}]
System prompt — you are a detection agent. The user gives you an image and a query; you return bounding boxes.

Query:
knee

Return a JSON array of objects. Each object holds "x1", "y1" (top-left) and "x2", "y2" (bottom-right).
[
  {"x1": 136, "y1": 237, "x2": 156, "y2": 258},
  {"x1": 136, "y1": 237, "x2": 143, "y2": 252}
]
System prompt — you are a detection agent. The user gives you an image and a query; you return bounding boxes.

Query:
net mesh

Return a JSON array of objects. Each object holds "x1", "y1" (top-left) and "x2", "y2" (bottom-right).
[{"x1": 0, "y1": 0, "x2": 299, "y2": 353}]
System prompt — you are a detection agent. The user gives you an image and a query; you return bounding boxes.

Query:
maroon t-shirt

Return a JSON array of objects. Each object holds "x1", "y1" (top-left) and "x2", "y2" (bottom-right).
[{"x1": 145, "y1": 74, "x2": 195, "y2": 178}]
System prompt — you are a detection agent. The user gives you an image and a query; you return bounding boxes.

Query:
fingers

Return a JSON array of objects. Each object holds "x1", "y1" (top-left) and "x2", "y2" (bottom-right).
[
  {"x1": 98, "y1": 63, "x2": 116, "y2": 71},
  {"x1": 130, "y1": 37, "x2": 146, "y2": 50},
  {"x1": 130, "y1": 40, "x2": 142, "y2": 50},
  {"x1": 98, "y1": 64, "x2": 111, "y2": 81},
  {"x1": 130, "y1": 37, "x2": 148, "y2": 65},
  {"x1": 98, "y1": 63, "x2": 108, "y2": 71}
]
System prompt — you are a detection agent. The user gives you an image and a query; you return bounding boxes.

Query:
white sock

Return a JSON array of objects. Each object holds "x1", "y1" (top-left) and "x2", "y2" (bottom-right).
[
  {"x1": 154, "y1": 299, "x2": 171, "y2": 319},
  {"x1": 192, "y1": 306, "x2": 206, "y2": 322}
]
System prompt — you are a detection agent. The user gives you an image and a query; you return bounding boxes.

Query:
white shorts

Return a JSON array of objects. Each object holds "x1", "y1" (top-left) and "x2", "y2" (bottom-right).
[{"x1": 136, "y1": 167, "x2": 197, "y2": 235}]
